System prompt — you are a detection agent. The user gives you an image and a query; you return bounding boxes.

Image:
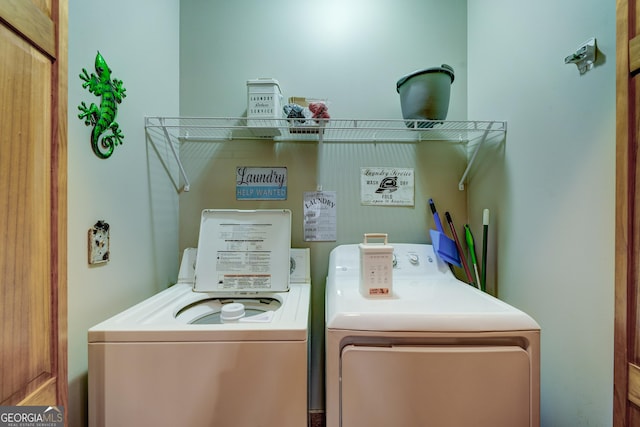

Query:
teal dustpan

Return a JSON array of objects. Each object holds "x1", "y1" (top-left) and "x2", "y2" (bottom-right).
[{"x1": 428, "y1": 199, "x2": 461, "y2": 267}]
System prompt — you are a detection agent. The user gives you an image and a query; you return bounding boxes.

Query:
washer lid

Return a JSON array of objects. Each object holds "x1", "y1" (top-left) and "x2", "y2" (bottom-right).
[{"x1": 194, "y1": 209, "x2": 291, "y2": 293}]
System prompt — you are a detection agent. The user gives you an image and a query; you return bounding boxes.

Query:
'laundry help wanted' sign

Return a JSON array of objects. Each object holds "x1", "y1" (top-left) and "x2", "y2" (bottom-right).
[{"x1": 236, "y1": 167, "x2": 287, "y2": 200}]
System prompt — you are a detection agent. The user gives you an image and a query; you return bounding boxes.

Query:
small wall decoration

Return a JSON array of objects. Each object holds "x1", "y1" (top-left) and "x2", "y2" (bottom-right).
[
  {"x1": 77, "y1": 51, "x2": 127, "y2": 159},
  {"x1": 88, "y1": 220, "x2": 110, "y2": 265}
]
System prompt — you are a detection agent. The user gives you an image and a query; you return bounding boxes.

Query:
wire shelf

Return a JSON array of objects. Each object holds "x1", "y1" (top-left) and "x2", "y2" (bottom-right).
[
  {"x1": 144, "y1": 117, "x2": 506, "y2": 192},
  {"x1": 145, "y1": 117, "x2": 506, "y2": 143}
]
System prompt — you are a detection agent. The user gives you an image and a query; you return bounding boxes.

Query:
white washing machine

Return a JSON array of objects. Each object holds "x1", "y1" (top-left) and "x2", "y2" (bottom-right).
[
  {"x1": 325, "y1": 243, "x2": 540, "y2": 427},
  {"x1": 89, "y1": 209, "x2": 311, "y2": 427}
]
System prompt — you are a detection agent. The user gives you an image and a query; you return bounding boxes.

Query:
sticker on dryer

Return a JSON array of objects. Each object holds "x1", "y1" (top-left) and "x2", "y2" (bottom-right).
[
  {"x1": 360, "y1": 167, "x2": 414, "y2": 206},
  {"x1": 236, "y1": 166, "x2": 287, "y2": 200}
]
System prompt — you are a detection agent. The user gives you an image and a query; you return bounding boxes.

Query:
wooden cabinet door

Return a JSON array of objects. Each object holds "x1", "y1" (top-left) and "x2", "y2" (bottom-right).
[
  {"x1": 0, "y1": 0, "x2": 67, "y2": 414},
  {"x1": 615, "y1": 0, "x2": 640, "y2": 425}
]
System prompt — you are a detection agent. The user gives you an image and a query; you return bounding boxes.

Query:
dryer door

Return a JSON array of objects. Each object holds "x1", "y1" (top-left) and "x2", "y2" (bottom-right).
[{"x1": 340, "y1": 345, "x2": 531, "y2": 427}]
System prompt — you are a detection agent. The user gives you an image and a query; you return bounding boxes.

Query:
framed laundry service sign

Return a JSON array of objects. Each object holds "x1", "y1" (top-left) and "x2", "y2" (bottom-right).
[
  {"x1": 360, "y1": 167, "x2": 414, "y2": 206},
  {"x1": 236, "y1": 166, "x2": 287, "y2": 200}
]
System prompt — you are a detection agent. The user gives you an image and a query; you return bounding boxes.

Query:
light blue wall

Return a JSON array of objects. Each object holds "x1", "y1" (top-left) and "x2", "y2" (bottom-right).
[
  {"x1": 179, "y1": 0, "x2": 468, "y2": 120},
  {"x1": 468, "y1": 1, "x2": 615, "y2": 426},
  {"x1": 67, "y1": 1, "x2": 180, "y2": 426}
]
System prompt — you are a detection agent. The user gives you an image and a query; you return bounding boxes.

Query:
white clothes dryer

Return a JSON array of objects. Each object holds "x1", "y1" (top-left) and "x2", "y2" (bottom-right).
[
  {"x1": 325, "y1": 243, "x2": 540, "y2": 427},
  {"x1": 89, "y1": 210, "x2": 310, "y2": 427}
]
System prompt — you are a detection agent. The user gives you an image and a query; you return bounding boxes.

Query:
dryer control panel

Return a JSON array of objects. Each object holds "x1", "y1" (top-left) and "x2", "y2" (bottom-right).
[
  {"x1": 330, "y1": 243, "x2": 452, "y2": 284},
  {"x1": 391, "y1": 244, "x2": 448, "y2": 277}
]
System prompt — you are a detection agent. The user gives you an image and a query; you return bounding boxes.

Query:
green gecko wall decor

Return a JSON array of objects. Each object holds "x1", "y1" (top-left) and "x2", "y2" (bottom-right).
[{"x1": 77, "y1": 51, "x2": 127, "y2": 159}]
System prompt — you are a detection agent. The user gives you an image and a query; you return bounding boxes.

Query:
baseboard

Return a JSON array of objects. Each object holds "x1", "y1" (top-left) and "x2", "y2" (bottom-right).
[{"x1": 308, "y1": 410, "x2": 325, "y2": 427}]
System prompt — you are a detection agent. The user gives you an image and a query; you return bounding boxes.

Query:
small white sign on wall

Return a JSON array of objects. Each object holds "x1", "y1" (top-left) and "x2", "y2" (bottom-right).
[
  {"x1": 360, "y1": 167, "x2": 414, "y2": 206},
  {"x1": 303, "y1": 190, "x2": 337, "y2": 241}
]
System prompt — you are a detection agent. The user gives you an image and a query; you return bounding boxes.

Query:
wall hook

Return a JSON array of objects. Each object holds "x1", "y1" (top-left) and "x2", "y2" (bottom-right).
[{"x1": 564, "y1": 38, "x2": 597, "y2": 75}]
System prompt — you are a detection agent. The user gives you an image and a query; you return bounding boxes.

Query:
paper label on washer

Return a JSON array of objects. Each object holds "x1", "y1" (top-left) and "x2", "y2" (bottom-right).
[
  {"x1": 194, "y1": 209, "x2": 291, "y2": 292},
  {"x1": 215, "y1": 223, "x2": 273, "y2": 288},
  {"x1": 216, "y1": 250, "x2": 271, "y2": 289}
]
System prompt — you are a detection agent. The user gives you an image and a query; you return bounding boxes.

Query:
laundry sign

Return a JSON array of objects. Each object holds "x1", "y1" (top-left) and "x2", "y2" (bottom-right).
[
  {"x1": 360, "y1": 167, "x2": 414, "y2": 206},
  {"x1": 236, "y1": 166, "x2": 287, "y2": 200},
  {"x1": 303, "y1": 190, "x2": 337, "y2": 242}
]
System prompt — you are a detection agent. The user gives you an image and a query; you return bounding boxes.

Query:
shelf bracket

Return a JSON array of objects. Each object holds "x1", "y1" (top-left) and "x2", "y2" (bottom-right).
[
  {"x1": 316, "y1": 122, "x2": 325, "y2": 191},
  {"x1": 160, "y1": 118, "x2": 191, "y2": 192},
  {"x1": 458, "y1": 121, "x2": 494, "y2": 191}
]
